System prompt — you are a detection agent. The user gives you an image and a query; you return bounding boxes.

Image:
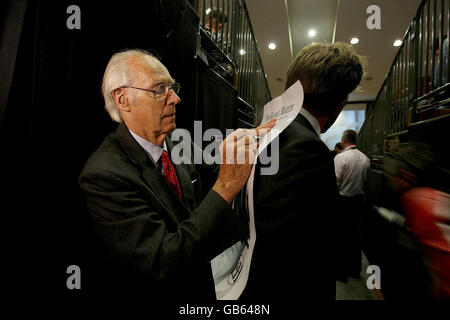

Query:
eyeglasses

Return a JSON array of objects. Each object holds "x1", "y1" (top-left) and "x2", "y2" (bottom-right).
[{"x1": 119, "y1": 83, "x2": 181, "y2": 101}]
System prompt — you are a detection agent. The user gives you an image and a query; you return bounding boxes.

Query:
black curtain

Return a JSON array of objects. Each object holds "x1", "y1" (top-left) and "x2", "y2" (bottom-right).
[{"x1": 0, "y1": 0, "x2": 200, "y2": 296}]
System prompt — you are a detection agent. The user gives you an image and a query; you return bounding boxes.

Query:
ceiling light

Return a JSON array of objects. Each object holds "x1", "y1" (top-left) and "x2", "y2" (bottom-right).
[
  {"x1": 268, "y1": 43, "x2": 276, "y2": 50},
  {"x1": 239, "y1": 49, "x2": 246, "y2": 55},
  {"x1": 308, "y1": 29, "x2": 316, "y2": 37},
  {"x1": 393, "y1": 39, "x2": 402, "y2": 47},
  {"x1": 350, "y1": 37, "x2": 359, "y2": 44}
]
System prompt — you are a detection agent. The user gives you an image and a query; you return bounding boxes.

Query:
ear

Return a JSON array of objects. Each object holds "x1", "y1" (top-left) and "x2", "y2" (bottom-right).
[{"x1": 111, "y1": 87, "x2": 131, "y2": 113}]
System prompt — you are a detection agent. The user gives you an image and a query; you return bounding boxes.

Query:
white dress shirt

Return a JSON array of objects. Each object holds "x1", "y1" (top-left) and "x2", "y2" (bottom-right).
[{"x1": 334, "y1": 145, "x2": 370, "y2": 197}]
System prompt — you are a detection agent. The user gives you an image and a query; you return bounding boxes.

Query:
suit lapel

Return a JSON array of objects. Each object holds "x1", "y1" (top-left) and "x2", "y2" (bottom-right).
[{"x1": 114, "y1": 123, "x2": 190, "y2": 221}]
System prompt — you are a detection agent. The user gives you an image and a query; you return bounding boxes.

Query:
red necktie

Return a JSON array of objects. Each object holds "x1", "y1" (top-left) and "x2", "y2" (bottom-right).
[{"x1": 161, "y1": 150, "x2": 183, "y2": 200}]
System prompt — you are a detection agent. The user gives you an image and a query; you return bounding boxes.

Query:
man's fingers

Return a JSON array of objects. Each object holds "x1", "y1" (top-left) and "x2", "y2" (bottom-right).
[
  {"x1": 226, "y1": 128, "x2": 249, "y2": 141},
  {"x1": 234, "y1": 139, "x2": 257, "y2": 156},
  {"x1": 245, "y1": 140, "x2": 258, "y2": 153},
  {"x1": 223, "y1": 134, "x2": 256, "y2": 157},
  {"x1": 258, "y1": 119, "x2": 277, "y2": 128},
  {"x1": 235, "y1": 134, "x2": 257, "y2": 147},
  {"x1": 225, "y1": 119, "x2": 276, "y2": 142},
  {"x1": 255, "y1": 119, "x2": 276, "y2": 133},
  {"x1": 222, "y1": 122, "x2": 275, "y2": 164},
  {"x1": 223, "y1": 139, "x2": 258, "y2": 165},
  {"x1": 238, "y1": 141, "x2": 258, "y2": 163}
]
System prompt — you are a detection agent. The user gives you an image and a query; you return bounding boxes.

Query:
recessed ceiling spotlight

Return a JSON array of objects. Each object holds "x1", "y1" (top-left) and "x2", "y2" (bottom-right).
[
  {"x1": 393, "y1": 39, "x2": 402, "y2": 47},
  {"x1": 350, "y1": 37, "x2": 359, "y2": 44},
  {"x1": 239, "y1": 49, "x2": 246, "y2": 55},
  {"x1": 268, "y1": 43, "x2": 276, "y2": 50},
  {"x1": 205, "y1": 8, "x2": 211, "y2": 15},
  {"x1": 308, "y1": 29, "x2": 316, "y2": 38}
]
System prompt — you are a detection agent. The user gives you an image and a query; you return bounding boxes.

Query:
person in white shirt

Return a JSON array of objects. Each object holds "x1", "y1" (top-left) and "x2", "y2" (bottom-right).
[
  {"x1": 334, "y1": 129, "x2": 370, "y2": 277},
  {"x1": 335, "y1": 130, "x2": 370, "y2": 197}
]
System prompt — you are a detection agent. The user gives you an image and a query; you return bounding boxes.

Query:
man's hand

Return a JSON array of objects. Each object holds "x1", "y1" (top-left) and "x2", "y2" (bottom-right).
[{"x1": 213, "y1": 119, "x2": 276, "y2": 203}]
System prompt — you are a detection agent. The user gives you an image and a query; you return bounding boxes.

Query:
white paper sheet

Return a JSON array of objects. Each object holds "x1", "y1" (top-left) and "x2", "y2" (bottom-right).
[{"x1": 212, "y1": 80, "x2": 304, "y2": 300}]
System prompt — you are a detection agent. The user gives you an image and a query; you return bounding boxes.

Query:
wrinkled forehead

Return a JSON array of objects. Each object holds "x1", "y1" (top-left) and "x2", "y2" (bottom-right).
[{"x1": 128, "y1": 54, "x2": 173, "y2": 85}]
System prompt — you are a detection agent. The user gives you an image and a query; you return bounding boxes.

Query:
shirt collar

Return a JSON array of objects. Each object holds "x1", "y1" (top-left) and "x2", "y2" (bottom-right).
[
  {"x1": 343, "y1": 145, "x2": 357, "y2": 151},
  {"x1": 299, "y1": 108, "x2": 321, "y2": 136},
  {"x1": 128, "y1": 129, "x2": 167, "y2": 164}
]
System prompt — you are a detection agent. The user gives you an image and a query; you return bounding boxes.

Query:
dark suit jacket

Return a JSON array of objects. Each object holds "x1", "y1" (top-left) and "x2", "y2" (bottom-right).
[
  {"x1": 242, "y1": 114, "x2": 342, "y2": 301},
  {"x1": 79, "y1": 123, "x2": 244, "y2": 300}
]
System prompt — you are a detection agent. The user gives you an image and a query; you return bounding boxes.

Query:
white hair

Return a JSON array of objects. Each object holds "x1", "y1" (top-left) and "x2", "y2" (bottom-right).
[{"x1": 101, "y1": 49, "x2": 157, "y2": 123}]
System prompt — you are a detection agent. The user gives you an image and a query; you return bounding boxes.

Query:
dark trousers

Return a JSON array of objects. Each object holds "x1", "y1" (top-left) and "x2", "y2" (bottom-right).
[{"x1": 339, "y1": 194, "x2": 364, "y2": 276}]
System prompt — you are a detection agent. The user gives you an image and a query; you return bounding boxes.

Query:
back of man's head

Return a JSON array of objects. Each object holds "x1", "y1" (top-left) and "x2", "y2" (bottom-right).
[
  {"x1": 342, "y1": 129, "x2": 357, "y2": 145},
  {"x1": 335, "y1": 142, "x2": 344, "y2": 151},
  {"x1": 285, "y1": 42, "x2": 364, "y2": 114}
]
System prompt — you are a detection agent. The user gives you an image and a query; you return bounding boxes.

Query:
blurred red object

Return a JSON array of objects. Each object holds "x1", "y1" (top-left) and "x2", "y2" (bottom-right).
[{"x1": 402, "y1": 187, "x2": 450, "y2": 299}]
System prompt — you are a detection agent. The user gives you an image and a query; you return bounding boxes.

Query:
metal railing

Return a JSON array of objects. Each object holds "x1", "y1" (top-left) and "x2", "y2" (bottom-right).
[
  {"x1": 190, "y1": 0, "x2": 272, "y2": 125},
  {"x1": 359, "y1": 0, "x2": 449, "y2": 156}
]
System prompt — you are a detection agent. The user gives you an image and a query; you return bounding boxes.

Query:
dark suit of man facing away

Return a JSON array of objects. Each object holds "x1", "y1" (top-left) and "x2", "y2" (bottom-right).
[{"x1": 242, "y1": 42, "x2": 364, "y2": 301}]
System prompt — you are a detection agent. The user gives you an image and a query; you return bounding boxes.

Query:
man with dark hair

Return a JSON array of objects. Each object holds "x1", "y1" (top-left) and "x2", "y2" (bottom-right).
[
  {"x1": 342, "y1": 129, "x2": 357, "y2": 145},
  {"x1": 331, "y1": 142, "x2": 344, "y2": 157},
  {"x1": 334, "y1": 129, "x2": 370, "y2": 277},
  {"x1": 242, "y1": 42, "x2": 364, "y2": 301}
]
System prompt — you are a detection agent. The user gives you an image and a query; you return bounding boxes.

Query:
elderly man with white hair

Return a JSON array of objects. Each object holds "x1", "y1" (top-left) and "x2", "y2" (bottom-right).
[{"x1": 79, "y1": 49, "x2": 274, "y2": 300}]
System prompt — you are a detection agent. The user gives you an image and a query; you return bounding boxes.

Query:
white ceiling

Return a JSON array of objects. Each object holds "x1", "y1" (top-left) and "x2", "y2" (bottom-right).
[
  {"x1": 246, "y1": 0, "x2": 293, "y2": 98},
  {"x1": 246, "y1": 0, "x2": 423, "y2": 102}
]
